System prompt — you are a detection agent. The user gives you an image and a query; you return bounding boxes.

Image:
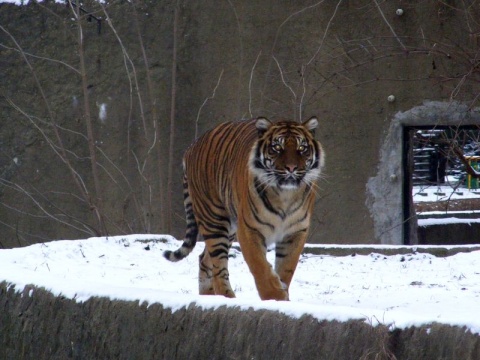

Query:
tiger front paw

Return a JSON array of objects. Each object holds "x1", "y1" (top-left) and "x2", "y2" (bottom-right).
[{"x1": 257, "y1": 279, "x2": 289, "y2": 301}]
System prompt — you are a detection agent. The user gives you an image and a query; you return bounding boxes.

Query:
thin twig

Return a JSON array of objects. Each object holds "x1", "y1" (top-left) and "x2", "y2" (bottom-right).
[
  {"x1": 305, "y1": 0, "x2": 343, "y2": 67},
  {"x1": 0, "y1": 43, "x2": 80, "y2": 74},
  {"x1": 70, "y1": 2, "x2": 106, "y2": 235},
  {"x1": 226, "y1": 0, "x2": 244, "y2": 117},
  {"x1": 300, "y1": 0, "x2": 343, "y2": 119},
  {"x1": 100, "y1": 4, "x2": 148, "y2": 138},
  {"x1": 373, "y1": 0, "x2": 406, "y2": 50},
  {"x1": 0, "y1": 26, "x2": 91, "y2": 210},
  {"x1": 273, "y1": 55, "x2": 297, "y2": 109},
  {"x1": 0, "y1": 179, "x2": 96, "y2": 235},
  {"x1": 166, "y1": 3, "x2": 179, "y2": 233},
  {"x1": 260, "y1": 0, "x2": 326, "y2": 108},
  {"x1": 249, "y1": 51, "x2": 262, "y2": 118},
  {"x1": 195, "y1": 69, "x2": 224, "y2": 138}
]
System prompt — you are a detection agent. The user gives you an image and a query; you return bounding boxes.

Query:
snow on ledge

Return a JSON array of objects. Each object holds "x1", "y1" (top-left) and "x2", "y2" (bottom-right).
[
  {"x1": 1, "y1": 235, "x2": 480, "y2": 334},
  {"x1": 418, "y1": 217, "x2": 480, "y2": 226},
  {"x1": 1, "y1": 0, "x2": 63, "y2": 4}
]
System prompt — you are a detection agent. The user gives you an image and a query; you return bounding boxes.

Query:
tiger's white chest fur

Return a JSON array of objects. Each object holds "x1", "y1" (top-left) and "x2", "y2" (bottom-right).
[
  {"x1": 230, "y1": 182, "x2": 311, "y2": 247},
  {"x1": 262, "y1": 188, "x2": 310, "y2": 246}
]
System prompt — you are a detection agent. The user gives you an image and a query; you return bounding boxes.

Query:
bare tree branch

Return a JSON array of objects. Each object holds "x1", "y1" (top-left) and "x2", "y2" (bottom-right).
[
  {"x1": 195, "y1": 69, "x2": 224, "y2": 138},
  {"x1": 70, "y1": 2, "x2": 107, "y2": 235},
  {"x1": 452, "y1": 144, "x2": 480, "y2": 178},
  {"x1": 273, "y1": 55, "x2": 297, "y2": 119},
  {"x1": 373, "y1": 0, "x2": 406, "y2": 50},
  {"x1": 166, "y1": 2, "x2": 179, "y2": 233},
  {"x1": 249, "y1": 51, "x2": 262, "y2": 118},
  {"x1": 0, "y1": 43, "x2": 80, "y2": 74}
]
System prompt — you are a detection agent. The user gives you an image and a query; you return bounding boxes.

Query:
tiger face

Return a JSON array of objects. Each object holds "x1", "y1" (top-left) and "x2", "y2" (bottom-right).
[{"x1": 251, "y1": 117, "x2": 324, "y2": 190}]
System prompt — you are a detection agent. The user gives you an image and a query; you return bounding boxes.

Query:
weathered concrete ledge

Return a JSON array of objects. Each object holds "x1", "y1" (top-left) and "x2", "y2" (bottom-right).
[
  {"x1": 232, "y1": 244, "x2": 480, "y2": 258},
  {"x1": 1, "y1": 282, "x2": 479, "y2": 360},
  {"x1": 304, "y1": 245, "x2": 480, "y2": 258},
  {"x1": 417, "y1": 222, "x2": 480, "y2": 246}
]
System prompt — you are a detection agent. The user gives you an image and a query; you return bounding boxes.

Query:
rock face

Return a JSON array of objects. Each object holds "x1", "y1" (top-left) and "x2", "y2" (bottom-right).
[
  {"x1": 1, "y1": 282, "x2": 480, "y2": 360},
  {"x1": 1, "y1": 1, "x2": 480, "y2": 247}
]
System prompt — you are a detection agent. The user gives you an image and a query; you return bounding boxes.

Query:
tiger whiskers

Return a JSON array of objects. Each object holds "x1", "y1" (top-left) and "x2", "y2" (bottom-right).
[
  {"x1": 302, "y1": 179, "x2": 322, "y2": 198},
  {"x1": 301, "y1": 171, "x2": 325, "y2": 197},
  {"x1": 255, "y1": 172, "x2": 277, "y2": 192}
]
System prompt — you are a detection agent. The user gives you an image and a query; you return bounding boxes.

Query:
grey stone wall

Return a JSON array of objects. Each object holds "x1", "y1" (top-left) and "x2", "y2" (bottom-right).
[
  {"x1": 367, "y1": 102, "x2": 480, "y2": 245},
  {"x1": 1, "y1": 282, "x2": 480, "y2": 360},
  {"x1": 1, "y1": 1, "x2": 479, "y2": 247}
]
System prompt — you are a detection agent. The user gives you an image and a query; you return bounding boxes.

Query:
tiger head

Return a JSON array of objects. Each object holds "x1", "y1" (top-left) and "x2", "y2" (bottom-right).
[{"x1": 251, "y1": 117, "x2": 324, "y2": 190}]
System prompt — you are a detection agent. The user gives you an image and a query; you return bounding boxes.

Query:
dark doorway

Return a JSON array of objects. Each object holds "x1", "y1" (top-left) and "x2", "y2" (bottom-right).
[{"x1": 403, "y1": 125, "x2": 480, "y2": 245}]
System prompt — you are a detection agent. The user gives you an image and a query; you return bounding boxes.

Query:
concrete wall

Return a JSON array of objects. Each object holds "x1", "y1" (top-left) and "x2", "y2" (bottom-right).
[
  {"x1": 367, "y1": 102, "x2": 480, "y2": 245},
  {"x1": 2, "y1": 282, "x2": 480, "y2": 360},
  {"x1": 1, "y1": 1, "x2": 480, "y2": 247},
  {"x1": 418, "y1": 222, "x2": 480, "y2": 245}
]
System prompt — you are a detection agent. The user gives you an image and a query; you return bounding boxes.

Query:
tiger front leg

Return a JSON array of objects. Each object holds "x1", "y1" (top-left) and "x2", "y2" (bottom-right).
[
  {"x1": 237, "y1": 226, "x2": 289, "y2": 301},
  {"x1": 274, "y1": 231, "x2": 308, "y2": 294}
]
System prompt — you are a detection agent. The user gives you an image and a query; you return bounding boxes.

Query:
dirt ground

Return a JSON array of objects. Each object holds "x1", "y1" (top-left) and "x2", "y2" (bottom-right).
[{"x1": 415, "y1": 198, "x2": 480, "y2": 213}]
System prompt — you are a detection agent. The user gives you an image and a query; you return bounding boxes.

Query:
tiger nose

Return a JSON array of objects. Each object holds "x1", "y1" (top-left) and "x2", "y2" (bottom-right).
[{"x1": 285, "y1": 164, "x2": 298, "y2": 173}]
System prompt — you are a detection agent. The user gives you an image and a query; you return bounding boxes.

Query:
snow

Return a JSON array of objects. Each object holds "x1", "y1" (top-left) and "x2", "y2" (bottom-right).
[
  {"x1": 0, "y1": 0, "x2": 107, "y2": 5},
  {"x1": 413, "y1": 182, "x2": 480, "y2": 225},
  {"x1": 1, "y1": 235, "x2": 480, "y2": 334},
  {"x1": 0, "y1": 0, "x2": 66, "y2": 4},
  {"x1": 413, "y1": 184, "x2": 480, "y2": 203},
  {"x1": 419, "y1": 217, "x2": 480, "y2": 226}
]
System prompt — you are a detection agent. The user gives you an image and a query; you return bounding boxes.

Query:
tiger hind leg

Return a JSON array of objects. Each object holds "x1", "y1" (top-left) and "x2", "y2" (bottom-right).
[
  {"x1": 198, "y1": 248, "x2": 214, "y2": 295},
  {"x1": 204, "y1": 237, "x2": 235, "y2": 298}
]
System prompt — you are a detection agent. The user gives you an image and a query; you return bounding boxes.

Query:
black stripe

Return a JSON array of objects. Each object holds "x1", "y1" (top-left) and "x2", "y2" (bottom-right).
[
  {"x1": 254, "y1": 158, "x2": 266, "y2": 170},
  {"x1": 285, "y1": 194, "x2": 308, "y2": 218},
  {"x1": 311, "y1": 141, "x2": 321, "y2": 169},
  {"x1": 192, "y1": 199, "x2": 230, "y2": 230},
  {"x1": 244, "y1": 219, "x2": 267, "y2": 249},
  {"x1": 284, "y1": 228, "x2": 308, "y2": 240},
  {"x1": 247, "y1": 191, "x2": 275, "y2": 231},
  {"x1": 285, "y1": 211, "x2": 309, "y2": 231},
  {"x1": 254, "y1": 178, "x2": 285, "y2": 219},
  {"x1": 204, "y1": 233, "x2": 229, "y2": 240},
  {"x1": 210, "y1": 201, "x2": 230, "y2": 217},
  {"x1": 181, "y1": 244, "x2": 194, "y2": 252},
  {"x1": 200, "y1": 201, "x2": 230, "y2": 223},
  {"x1": 211, "y1": 241, "x2": 229, "y2": 247},
  {"x1": 202, "y1": 221, "x2": 229, "y2": 234},
  {"x1": 209, "y1": 248, "x2": 229, "y2": 259},
  {"x1": 215, "y1": 267, "x2": 230, "y2": 279}
]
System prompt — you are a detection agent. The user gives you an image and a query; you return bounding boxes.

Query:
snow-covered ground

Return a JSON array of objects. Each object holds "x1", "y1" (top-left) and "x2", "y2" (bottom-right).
[
  {"x1": 413, "y1": 184, "x2": 480, "y2": 203},
  {"x1": 1, "y1": 235, "x2": 479, "y2": 334},
  {"x1": 413, "y1": 183, "x2": 480, "y2": 225}
]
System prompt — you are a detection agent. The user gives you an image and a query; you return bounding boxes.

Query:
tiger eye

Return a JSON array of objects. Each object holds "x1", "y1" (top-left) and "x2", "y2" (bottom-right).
[
  {"x1": 272, "y1": 144, "x2": 282, "y2": 152},
  {"x1": 298, "y1": 144, "x2": 308, "y2": 153}
]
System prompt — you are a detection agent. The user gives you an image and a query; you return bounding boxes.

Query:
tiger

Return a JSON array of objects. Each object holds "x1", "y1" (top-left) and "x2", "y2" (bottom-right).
[{"x1": 163, "y1": 117, "x2": 324, "y2": 300}]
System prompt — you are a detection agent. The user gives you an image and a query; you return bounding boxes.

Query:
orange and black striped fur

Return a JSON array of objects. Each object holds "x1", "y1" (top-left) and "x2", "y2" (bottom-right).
[{"x1": 164, "y1": 117, "x2": 324, "y2": 300}]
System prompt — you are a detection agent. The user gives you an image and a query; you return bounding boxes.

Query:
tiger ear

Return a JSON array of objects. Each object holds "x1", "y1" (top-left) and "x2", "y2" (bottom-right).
[
  {"x1": 303, "y1": 116, "x2": 318, "y2": 135},
  {"x1": 255, "y1": 117, "x2": 272, "y2": 136}
]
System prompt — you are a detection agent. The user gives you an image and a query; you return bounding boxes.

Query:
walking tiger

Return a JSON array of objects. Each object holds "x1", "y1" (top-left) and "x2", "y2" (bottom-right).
[{"x1": 164, "y1": 117, "x2": 324, "y2": 300}]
